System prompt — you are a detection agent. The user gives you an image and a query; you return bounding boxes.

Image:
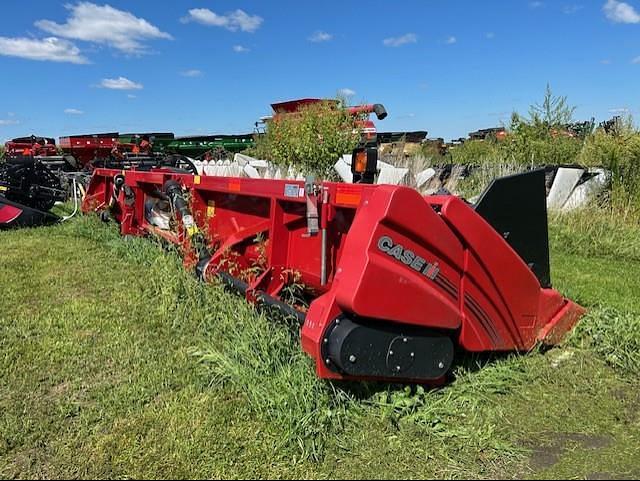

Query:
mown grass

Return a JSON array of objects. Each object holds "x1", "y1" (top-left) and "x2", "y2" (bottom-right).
[{"x1": 1, "y1": 209, "x2": 639, "y2": 479}]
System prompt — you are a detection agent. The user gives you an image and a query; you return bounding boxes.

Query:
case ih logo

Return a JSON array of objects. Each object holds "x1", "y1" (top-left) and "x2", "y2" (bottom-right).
[{"x1": 377, "y1": 236, "x2": 440, "y2": 280}]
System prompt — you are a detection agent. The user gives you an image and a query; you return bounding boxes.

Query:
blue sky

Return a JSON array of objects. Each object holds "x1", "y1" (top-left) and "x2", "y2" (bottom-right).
[{"x1": 0, "y1": 0, "x2": 639, "y2": 142}]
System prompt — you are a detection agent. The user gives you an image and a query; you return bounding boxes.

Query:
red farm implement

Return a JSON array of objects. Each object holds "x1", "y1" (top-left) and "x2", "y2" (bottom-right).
[
  {"x1": 4, "y1": 136, "x2": 58, "y2": 158},
  {"x1": 59, "y1": 133, "x2": 120, "y2": 166},
  {"x1": 82, "y1": 167, "x2": 584, "y2": 384}
]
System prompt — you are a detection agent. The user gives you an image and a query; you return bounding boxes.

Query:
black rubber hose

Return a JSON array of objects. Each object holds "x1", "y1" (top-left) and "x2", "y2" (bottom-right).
[
  {"x1": 163, "y1": 180, "x2": 190, "y2": 218},
  {"x1": 163, "y1": 179, "x2": 213, "y2": 270},
  {"x1": 256, "y1": 292, "x2": 307, "y2": 325}
]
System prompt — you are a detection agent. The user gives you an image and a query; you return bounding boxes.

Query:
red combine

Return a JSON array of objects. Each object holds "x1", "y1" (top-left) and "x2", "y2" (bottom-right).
[{"x1": 82, "y1": 164, "x2": 584, "y2": 384}]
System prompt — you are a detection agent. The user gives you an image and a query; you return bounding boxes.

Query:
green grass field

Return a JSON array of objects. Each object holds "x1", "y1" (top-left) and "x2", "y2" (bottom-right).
[{"x1": 1, "y1": 211, "x2": 639, "y2": 479}]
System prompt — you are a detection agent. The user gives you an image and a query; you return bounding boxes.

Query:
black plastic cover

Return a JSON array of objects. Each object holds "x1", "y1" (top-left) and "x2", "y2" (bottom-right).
[{"x1": 474, "y1": 169, "x2": 552, "y2": 288}]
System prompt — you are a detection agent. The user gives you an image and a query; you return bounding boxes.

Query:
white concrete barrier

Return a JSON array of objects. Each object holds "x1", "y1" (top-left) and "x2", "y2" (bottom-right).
[
  {"x1": 547, "y1": 168, "x2": 585, "y2": 211},
  {"x1": 562, "y1": 168, "x2": 611, "y2": 211},
  {"x1": 415, "y1": 168, "x2": 437, "y2": 189},
  {"x1": 378, "y1": 167, "x2": 410, "y2": 185},
  {"x1": 334, "y1": 157, "x2": 353, "y2": 183}
]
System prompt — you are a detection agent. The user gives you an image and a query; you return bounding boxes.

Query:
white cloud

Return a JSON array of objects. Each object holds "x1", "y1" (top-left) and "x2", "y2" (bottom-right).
[
  {"x1": 233, "y1": 45, "x2": 250, "y2": 53},
  {"x1": 530, "y1": 1, "x2": 544, "y2": 8},
  {"x1": 64, "y1": 108, "x2": 84, "y2": 115},
  {"x1": 181, "y1": 69, "x2": 203, "y2": 77},
  {"x1": 604, "y1": 0, "x2": 640, "y2": 23},
  {"x1": 445, "y1": 36, "x2": 457, "y2": 44},
  {"x1": 309, "y1": 31, "x2": 333, "y2": 42},
  {"x1": 383, "y1": 33, "x2": 418, "y2": 47},
  {"x1": 0, "y1": 36, "x2": 88, "y2": 64},
  {"x1": 0, "y1": 119, "x2": 20, "y2": 126},
  {"x1": 127, "y1": 94, "x2": 137, "y2": 99},
  {"x1": 486, "y1": 32, "x2": 496, "y2": 39},
  {"x1": 339, "y1": 88, "x2": 356, "y2": 97},
  {"x1": 181, "y1": 8, "x2": 263, "y2": 33},
  {"x1": 99, "y1": 77, "x2": 143, "y2": 90},
  {"x1": 36, "y1": 2, "x2": 172, "y2": 55}
]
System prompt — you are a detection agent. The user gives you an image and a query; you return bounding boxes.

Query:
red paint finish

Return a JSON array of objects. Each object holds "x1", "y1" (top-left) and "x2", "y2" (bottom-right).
[
  {"x1": 0, "y1": 203, "x2": 22, "y2": 225},
  {"x1": 4, "y1": 139, "x2": 57, "y2": 158},
  {"x1": 59, "y1": 133, "x2": 119, "y2": 165},
  {"x1": 82, "y1": 169, "x2": 585, "y2": 383}
]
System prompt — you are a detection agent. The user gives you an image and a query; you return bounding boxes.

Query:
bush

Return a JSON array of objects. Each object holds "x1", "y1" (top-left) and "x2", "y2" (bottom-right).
[
  {"x1": 449, "y1": 139, "x2": 506, "y2": 166},
  {"x1": 502, "y1": 133, "x2": 583, "y2": 166},
  {"x1": 249, "y1": 100, "x2": 360, "y2": 180},
  {"x1": 579, "y1": 129, "x2": 640, "y2": 204}
]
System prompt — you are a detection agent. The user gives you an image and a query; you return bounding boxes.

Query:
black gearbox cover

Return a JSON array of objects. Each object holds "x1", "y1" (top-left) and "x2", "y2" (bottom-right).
[{"x1": 323, "y1": 317, "x2": 454, "y2": 382}]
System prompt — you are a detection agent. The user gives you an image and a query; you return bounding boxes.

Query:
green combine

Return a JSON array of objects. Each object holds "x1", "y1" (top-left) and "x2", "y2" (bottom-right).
[
  {"x1": 119, "y1": 133, "x2": 176, "y2": 151},
  {"x1": 119, "y1": 133, "x2": 255, "y2": 159},
  {"x1": 164, "y1": 134, "x2": 255, "y2": 159}
]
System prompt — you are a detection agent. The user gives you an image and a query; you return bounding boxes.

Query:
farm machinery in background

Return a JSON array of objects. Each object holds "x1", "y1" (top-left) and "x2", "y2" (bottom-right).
[
  {"x1": 1, "y1": 128, "x2": 260, "y2": 228},
  {"x1": 1, "y1": 97, "x2": 391, "y2": 230},
  {"x1": 0, "y1": 153, "x2": 69, "y2": 228},
  {"x1": 1, "y1": 135, "x2": 86, "y2": 228}
]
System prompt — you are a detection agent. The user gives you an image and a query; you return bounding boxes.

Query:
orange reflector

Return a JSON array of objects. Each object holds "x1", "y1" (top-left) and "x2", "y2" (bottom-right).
[
  {"x1": 228, "y1": 180, "x2": 241, "y2": 192},
  {"x1": 354, "y1": 151, "x2": 367, "y2": 173}
]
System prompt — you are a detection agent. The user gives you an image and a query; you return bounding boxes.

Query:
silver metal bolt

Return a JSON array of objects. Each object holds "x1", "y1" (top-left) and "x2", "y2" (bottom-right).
[
  {"x1": 410, "y1": 352, "x2": 415, "y2": 358},
  {"x1": 396, "y1": 366, "x2": 402, "y2": 372},
  {"x1": 335, "y1": 319, "x2": 341, "y2": 325},
  {"x1": 389, "y1": 351, "x2": 394, "y2": 356},
  {"x1": 403, "y1": 338, "x2": 408, "y2": 343},
  {"x1": 323, "y1": 338, "x2": 328, "y2": 345},
  {"x1": 438, "y1": 362, "x2": 445, "y2": 369},
  {"x1": 325, "y1": 358, "x2": 331, "y2": 365},
  {"x1": 349, "y1": 355, "x2": 357, "y2": 364}
]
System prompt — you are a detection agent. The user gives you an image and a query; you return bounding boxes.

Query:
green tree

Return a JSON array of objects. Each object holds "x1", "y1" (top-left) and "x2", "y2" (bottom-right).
[
  {"x1": 250, "y1": 100, "x2": 360, "y2": 180},
  {"x1": 529, "y1": 83, "x2": 576, "y2": 127}
]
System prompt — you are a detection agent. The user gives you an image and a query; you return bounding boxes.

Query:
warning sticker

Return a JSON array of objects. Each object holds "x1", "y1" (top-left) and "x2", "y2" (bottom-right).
[
  {"x1": 336, "y1": 185, "x2": 362, "y2": 206},
  {"x1": 284, "y1": 184, "x2": 301, "y2": 198}
]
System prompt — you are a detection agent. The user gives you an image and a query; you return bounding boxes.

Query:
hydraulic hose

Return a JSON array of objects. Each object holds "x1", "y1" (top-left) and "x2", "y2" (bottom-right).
[
  {"x1": 163, "y1": 180, "x2": 212, "y2": 273},
  {"x1": 101, "y1": 173, "x2": 125, "y2": 222}
]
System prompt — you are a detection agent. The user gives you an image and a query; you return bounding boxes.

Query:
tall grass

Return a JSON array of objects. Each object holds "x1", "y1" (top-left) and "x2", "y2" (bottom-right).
[
  {"x1": 550, "y1": 206, "x2": 640, "y2": 262},
  {"x1": 570, "y1": 307, "x2": 640, "y2": 374}
]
